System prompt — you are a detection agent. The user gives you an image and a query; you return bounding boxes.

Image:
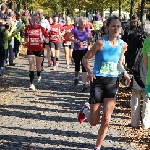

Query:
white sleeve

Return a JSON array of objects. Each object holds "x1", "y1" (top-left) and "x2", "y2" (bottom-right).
[
  {"x1": 46, "y1": 20, "x2": 51, "y2": 31},
  {"x1": 40, "y1": 30, "x2": 44, "y2": 41}
]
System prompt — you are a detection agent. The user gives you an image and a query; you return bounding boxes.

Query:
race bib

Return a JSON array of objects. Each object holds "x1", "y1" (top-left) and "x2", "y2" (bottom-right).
[
  {"x1": 50, "y1": 35, "x2": 57, "y2": 40},
  {"x1": 64, "y1": 41, "x2": 71, "y2": 45},
  {"x1": 100, "y1": 62, "x2": 118, "y2": 75},
  {"x1": 80, "y1": 41, "x2": 88, "y2": 48},
  {"x1": 65, "y1": 29, "x2": 71, "y2": 32},
  {"x1": 30, "y1": 38, "x2": 40, "y2": 45}
]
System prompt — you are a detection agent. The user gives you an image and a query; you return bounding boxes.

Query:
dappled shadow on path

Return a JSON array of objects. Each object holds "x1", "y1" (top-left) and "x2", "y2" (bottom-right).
[{"x1": 0, "y1": 56, "x2": 148, "y2": 149}]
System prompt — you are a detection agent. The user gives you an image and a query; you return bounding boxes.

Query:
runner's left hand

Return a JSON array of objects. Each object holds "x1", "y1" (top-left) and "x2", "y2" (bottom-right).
[
  {"x1": 39, "y1": 40, "x2": 44, "y2": 43},
  {"x1": 124, "y1": 71, "x2": 131, "y2": 87}
]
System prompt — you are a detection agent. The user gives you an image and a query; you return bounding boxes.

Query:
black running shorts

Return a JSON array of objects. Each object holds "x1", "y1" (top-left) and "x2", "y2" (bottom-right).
[
  {"x1": 89, "y1": 76, "x2": 119, "y2": 104},
  {"x1": 27, "y1": 50, "x2": 44, "y2": 57},
  {"x1": 63, "y1": 43, "x2": 74, "y2": 49}
]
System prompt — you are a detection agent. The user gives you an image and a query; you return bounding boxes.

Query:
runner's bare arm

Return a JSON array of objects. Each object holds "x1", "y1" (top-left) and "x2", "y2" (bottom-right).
[
  {"x1": 65, "y1": 32, "x2": 77, "y2": 43},
  {"x1": 118, "y1": 42, "x2": 130, "y2": 86},
  {"x1": 41, "y1": 27, "x2": 49, "y2": 43},
  {"x1": 23, "y1": 27, "x2": 28, "y2": 46},
  {"x1": 82, "y1": 40, "x2": 103, "y2": 74},
  {"x1": 118, "y1": 42, "x2": 127, "y2": 72},
  {"x1": 46, "y1": 20, "x2": 51, "y2": 31},
  {"x1": 60, "y1": 29, "x2": 65, "y2": 36}
]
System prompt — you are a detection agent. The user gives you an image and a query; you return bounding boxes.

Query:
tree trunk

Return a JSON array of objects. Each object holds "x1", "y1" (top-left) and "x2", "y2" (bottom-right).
[
  {"x1": 17, "y1": 0, "x2": 21, "y2": 12},
  {"x1": 17, "y1": 3, "x2": 20, "y2": 12},
  {"x1": 130, "y1": 0, "x2": 134, "y2": 19},
  {"x1": 63, "y1": 9, "x2": 66, "y2": 19},
  {"x1": 140, "y1": 0, "x2": 146, "y2": 22},
  {"x1": 86, "y1": 11, "x2": 88, "y2": 17},
  {"x1": 101, "y1": 3, "x2": 104, "y2": 18},
  {"x1": 109, "y1": 6, "x2": 112, "y2": 16},
  {"x1": 79, "y1": 8, "x2": 81, "y2": 17},
  {"x1": 22, "y1": 1, "x2": 27, "y2": 10},
  {"x1": 119, "y1": 0, "x2": 122, "y2": 20}
]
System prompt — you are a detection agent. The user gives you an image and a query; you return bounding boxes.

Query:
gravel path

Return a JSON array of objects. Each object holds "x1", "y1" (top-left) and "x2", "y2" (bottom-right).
[{"x1": 0, "y1": 52, "x2": 139, "y2": 150}]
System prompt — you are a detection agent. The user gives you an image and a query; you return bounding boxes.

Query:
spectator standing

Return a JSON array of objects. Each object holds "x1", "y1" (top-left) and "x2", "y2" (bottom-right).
[
  {"x1": 0, "y1": 17, "x2": 6, "y2": 74},
  {"x1": 0, "y1": 4, "x2": 7, "y2": 20}
]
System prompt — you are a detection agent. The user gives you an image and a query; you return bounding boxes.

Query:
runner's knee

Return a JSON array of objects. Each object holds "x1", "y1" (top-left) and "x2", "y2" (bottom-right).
[{"x1": 101, "y1": 114, "x2": 110, "y2": 127}]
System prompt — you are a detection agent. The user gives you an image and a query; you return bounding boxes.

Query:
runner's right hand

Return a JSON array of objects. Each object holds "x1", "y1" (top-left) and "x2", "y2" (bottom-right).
[
  {"x1": 87, "y1": 73, "x2": 96, "y2": 83},
  {"x1": 74, "y1": 39, "x2": 80, "y2": 43}
]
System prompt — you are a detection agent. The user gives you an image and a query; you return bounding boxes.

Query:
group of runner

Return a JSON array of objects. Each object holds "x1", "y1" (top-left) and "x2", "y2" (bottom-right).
[
  {"x1": 21, "y1": 9, "x2": 150, "y2": 150},
  {"x1": 24, "y1": 9, "x2": 94, "y2": 91},
  {"x1": 23, "y1": 10, "x2": 128, "y2": 150}
]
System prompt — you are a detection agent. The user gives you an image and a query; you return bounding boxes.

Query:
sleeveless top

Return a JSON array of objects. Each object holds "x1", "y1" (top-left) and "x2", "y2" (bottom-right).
[{"x1": 93, "y1": 35, "x2": 124, "y2": 77}]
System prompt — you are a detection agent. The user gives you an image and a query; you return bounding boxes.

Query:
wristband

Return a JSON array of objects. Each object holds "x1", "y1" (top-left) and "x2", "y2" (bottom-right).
[
  {"x1": 117, "y1": 64, "x2": 126, "y2": 73},
  {"x1": 122, "y1": 69, "x2": 126, "y2": 73}
]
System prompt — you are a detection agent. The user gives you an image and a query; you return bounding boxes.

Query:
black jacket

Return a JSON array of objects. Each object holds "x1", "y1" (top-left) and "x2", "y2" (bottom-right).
[{"x1": 0, "y1": 22, "x2": 5, "y2": 47}]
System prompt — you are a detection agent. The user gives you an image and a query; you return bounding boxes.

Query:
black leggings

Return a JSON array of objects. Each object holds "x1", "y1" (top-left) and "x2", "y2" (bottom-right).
[
  {"x1": 13, "y1": 37, "x2": 20, "y2": 58},
  {"x1": 72, "y1": 50, "x2": 88, "y2": 72}
]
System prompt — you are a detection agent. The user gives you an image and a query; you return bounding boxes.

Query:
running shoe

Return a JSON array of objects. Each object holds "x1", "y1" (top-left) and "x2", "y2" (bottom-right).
[
  {"x1": 48, "y1": 61, "x2": 51, "y2": 67},
  {"x1": 0, "y1": 67, "x2": 5, "y2": 70},
  {"x1": 52, "y1": 66, "x2": 56, "y2": 70},
  {"x1": 71, "y1": 58, "x2": 74, "y2": 65},
  {"x1": 50, "y1": 61, "x2": 53, "y2": 67},
  {"x1": 66, "y1": 65, "x2": 69, "y2": 69},
  {"x1": 48, "y1": 61, "x2": 53, "y2": 67},
  {"x1": 37, "y1": 76, "x2": 41, "y2": 83},
  {"x1": 77, "y1": 103, "x2": 90, "y2": 123},
  {"x1": 82, "y1": 84, "x2": 88, "y2": 92},
  {"x1": 41, "y1": 66, "x2": 44, "y2": 71},
  {"x1": 29, "y1": 84, "x2": 35, "y2": 90},
  {"x1": 56, "y1": 61, "x2": 59, "y2": 67},
  {"x1": 74, "y1": 79, "x2": 79, "y2": 86}
]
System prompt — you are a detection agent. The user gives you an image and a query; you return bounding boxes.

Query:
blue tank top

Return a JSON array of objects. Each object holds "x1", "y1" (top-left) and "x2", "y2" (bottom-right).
[{"x1": 93, "y1": 35, "x2": 124, "y2": 77}]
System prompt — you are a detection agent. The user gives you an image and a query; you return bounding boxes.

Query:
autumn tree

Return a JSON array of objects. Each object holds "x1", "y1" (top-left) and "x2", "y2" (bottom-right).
[{"x1": 11, "y1": 0, "x2": 148, "y2": 20}]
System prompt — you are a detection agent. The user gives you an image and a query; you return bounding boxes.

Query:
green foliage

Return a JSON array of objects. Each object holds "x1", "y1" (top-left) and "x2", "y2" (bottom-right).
[{"x1": 11, "y1": 0, "x2": 143, "y2": 15}]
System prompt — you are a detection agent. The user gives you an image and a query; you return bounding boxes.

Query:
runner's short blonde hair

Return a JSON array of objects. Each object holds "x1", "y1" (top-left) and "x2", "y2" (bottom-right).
[{"x1": 37, "y1": 9, "x2": 43, "y2": 13}]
